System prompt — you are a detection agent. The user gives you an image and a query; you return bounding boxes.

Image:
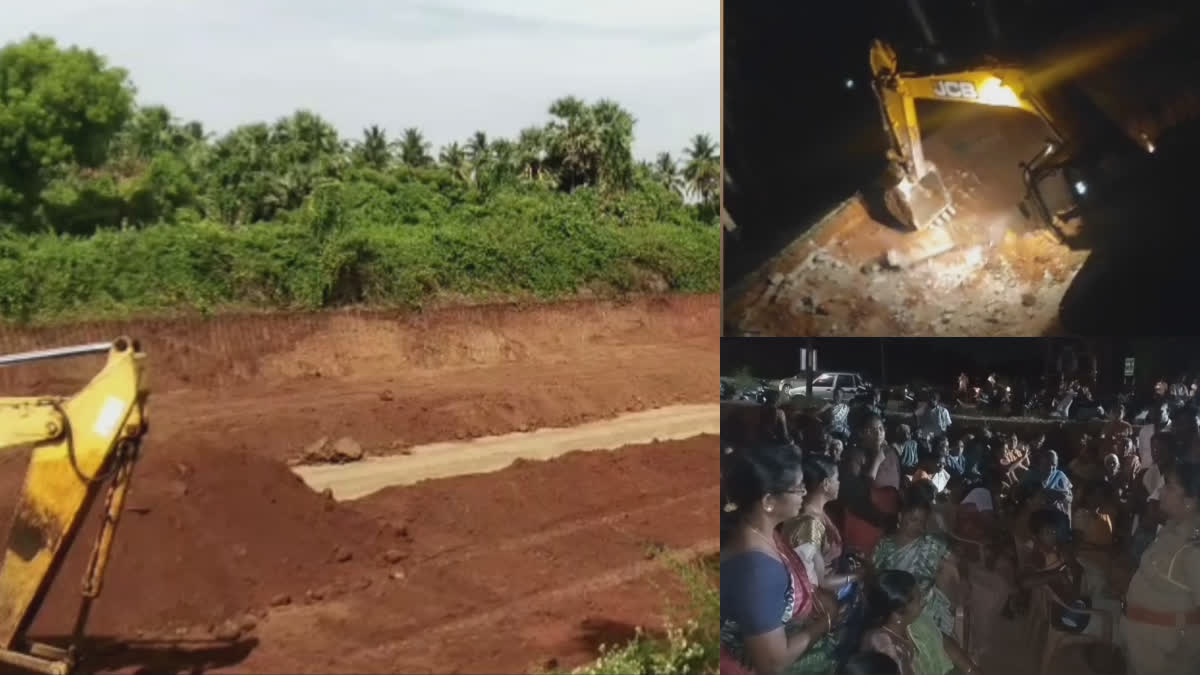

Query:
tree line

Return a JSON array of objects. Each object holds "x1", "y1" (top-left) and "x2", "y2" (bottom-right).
[
  {"x1": 0, "y1": 35, "x2": 719, "y2": 235},
  {"x1": 0, "y1": 36, "x2": 719, "y2": 323}
]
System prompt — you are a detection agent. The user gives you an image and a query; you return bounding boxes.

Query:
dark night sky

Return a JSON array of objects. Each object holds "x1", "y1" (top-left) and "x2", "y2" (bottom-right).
[{"x1": 721, "y1": 338, "x2": 1200, "y2": 391}]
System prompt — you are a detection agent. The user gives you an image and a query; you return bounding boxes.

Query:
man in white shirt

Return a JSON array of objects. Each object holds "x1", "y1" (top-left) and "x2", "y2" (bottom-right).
[
  {"x1": 1129, "y1": 431, "x2": 1170, "y2": 561},
  {"x1": 919, "y1": 392, "x2": 952, "y2": 439}
]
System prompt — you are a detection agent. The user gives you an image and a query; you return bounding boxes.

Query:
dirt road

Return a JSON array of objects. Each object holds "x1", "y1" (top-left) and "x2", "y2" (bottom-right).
[
  {"x1": 297, "y1": 403, "x2": 718, "y2": 499},
  {"x1": 0, "y1": 295, "x2": 718, "y2": 674}
]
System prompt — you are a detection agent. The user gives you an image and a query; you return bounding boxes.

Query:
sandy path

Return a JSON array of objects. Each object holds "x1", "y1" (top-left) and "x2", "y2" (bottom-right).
[{"x1": 296, "y1": 404, "x2": 718, "y2": 499}]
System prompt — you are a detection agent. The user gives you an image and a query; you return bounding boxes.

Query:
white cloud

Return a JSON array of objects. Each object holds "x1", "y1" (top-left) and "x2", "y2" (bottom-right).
[{"x1": 0, "y1": 0, "x2": 718, "y2": 160}]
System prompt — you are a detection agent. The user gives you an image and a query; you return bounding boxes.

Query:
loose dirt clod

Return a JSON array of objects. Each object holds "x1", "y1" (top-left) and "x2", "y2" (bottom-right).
[
  {"x1": 269, "y1": 594, "x2": 291, "y2": 607},
  {"x1": 213, "y1": 621, "x2": 242, "y2": 641},
  {"x1": 296, "y1": 436, "x2": 365, "y2": 465}
]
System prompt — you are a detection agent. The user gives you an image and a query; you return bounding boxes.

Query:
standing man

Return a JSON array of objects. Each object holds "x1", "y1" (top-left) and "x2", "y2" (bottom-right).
[{"x1": 919, "y1": 391, "x2": 953, "y2": 440}]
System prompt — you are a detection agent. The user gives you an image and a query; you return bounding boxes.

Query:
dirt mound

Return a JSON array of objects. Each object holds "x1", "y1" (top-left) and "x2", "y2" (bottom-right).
[
  {"x1": 0, "y1": 443, "x2": 388, "y2": 639},
  {"x1": 0, "y1": 295, "x2": 717, "y2": 395},
  {"x1": 217, "y1": 435, "x2": 719, "y2": 674},
  {"x1": 356, "y1": 435, "x2": 719, "y2": 554}
]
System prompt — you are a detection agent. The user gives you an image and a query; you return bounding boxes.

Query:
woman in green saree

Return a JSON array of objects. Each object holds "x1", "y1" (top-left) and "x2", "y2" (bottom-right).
[
  {"x1": 871, "y1": 481, "x2": 960, "y2": 637},
  {"x1": 861, "y1": 570, "x2": 980, "y2": 675}
]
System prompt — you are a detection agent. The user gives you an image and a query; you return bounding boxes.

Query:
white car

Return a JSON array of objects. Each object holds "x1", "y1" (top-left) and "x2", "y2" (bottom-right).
[{"x1": 784, "y1": 372, "x2": 872, "y2": 401}]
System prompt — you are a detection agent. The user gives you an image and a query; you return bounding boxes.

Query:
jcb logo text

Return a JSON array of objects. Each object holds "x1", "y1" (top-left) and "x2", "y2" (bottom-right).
[{"x1": 933, "y1": 81, "x2": 978, "y2": 99}]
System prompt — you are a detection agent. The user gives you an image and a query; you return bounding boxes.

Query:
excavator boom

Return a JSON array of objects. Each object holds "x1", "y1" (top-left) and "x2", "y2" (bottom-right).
[
  {"x1": 869, "y1": 39, "x2": 1056, "y2": 230},
  {"x1": 0, "y1": 338, "x2": 147, "y2": 675}
]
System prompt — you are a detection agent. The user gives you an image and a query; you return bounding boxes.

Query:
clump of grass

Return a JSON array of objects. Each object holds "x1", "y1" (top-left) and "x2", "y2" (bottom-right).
[{"x1": 567, "y1": 551, "x2": 718, "y2": 675}]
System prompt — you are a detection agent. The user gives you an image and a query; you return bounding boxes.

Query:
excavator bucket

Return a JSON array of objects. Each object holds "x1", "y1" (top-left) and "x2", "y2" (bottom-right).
[{"x1": 886, "y1": 168, "x2": 955, "y2": 231}]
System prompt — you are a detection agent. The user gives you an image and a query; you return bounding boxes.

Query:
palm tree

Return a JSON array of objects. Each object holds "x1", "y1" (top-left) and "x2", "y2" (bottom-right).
[
  {"x1": 592, "y1": 98, "x2": 636, "y2": 190},
  {"x1": 356, "y1": 125, "x2": 392, "y2": 170},
  {"x1": 466, "y1": 131, "x2": 490, "y2": 165},
  {"x1": 682, "y1": 133, "x2": 720, "y2": 205},
  {"x1": 653, "y1": 152, "x2": 684, "y2": 196},
  {"x1": 516, "y1": 126, "x2": 551, "y2": 183},
  {"x1": 439, "y1": 142, "x2": 470, "y2": 182},
  {"x1": 545, "y1": 96, "x2": 602, "y2": 192},
  {"x1": 398, "y1": 127, "x2": 433, "y2": 167}
]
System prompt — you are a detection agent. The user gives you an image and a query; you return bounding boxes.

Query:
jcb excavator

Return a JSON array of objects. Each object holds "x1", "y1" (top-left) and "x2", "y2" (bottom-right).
[
  {"x1": 869, "y1": 9, "x2": 1186, "y2": 236},
  {"x1": 0, "y1": 338, "x2": 147, "y2": 675}
]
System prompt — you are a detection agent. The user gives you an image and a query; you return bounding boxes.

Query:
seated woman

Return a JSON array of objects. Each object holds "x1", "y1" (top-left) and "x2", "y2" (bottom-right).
[
  {"x1": 872, "y1": 482, "x2": 960, "y2": 637},
  {"x1": 720, "y1": 444, "x2": 842, "y2": 675},
  {"x1": 861, "y1": 569, "x2": 981, "y2": 675},
  {"x1": 781, "y1": 455, "x2": 868, "y2": 658},
  {"x1": 1071, "y1": 487, "x2": 1118, "y2": 598},
  {"x1": 840, "y1": 445, "x2": 899, "y2": 556},
  {"x1": 1018, "y1": 508, "x2": 1121, "y2": 641}
]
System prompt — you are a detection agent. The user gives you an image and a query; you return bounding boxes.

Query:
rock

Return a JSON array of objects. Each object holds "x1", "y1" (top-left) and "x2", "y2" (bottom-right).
[
  {"x1": 352, "y1": 577, "x2": 372, "y2": 591},
  {"x1": 301, "y1": 437, "x2": 330, "y2": 461},
  {"x1": 769, "y1": 273, "x2": 784, "y2": 286},
  {"x1": 321, "y1": 488, "x2": 335, "y2": 501},
  {"x1": 544, "y1": 658, "x2": 559, "y2": 671},
  {"x1": 332, "y1": 437, "x2": 363, "y2": 462},
  {"x1": 395, "y1": 525, "x2": 410, "y2": 539},
  {"x1": 379, "y1": 389, "x2": 394, "y2": 402},
  {"x1": 269, "y1": 593, "x2": 292, "y2": 607},
  {"x1": 240, "y1": 615, "x2": 258, "y2": 632},
  {"x1": 213, "y1": 621, "x2": 241, "y2": 642},
  {"x1": 297, "y1": 436, "x2": 364, "y2": 464},
  {"x1": 389, "y1": 569, "x2": 407, "y2": 581},
  {"x1": 305, "y1": 588, "x2": 325, "y2": 602},
  {"x1": 333, "y1": 546, "x2": 353, "y2": 563},
  {"x1": 232, "y1": 544, "x2": 248, "y2": 558},
  {"x1": 1021, "y1": 292, "x2": 1037, "y2": 307},
  {"x1": 175, "y1": 626, "x2": 188, "y2": 637},
  {"x1": 383, "y1": 549, "x2": 407, "y2": 564}
]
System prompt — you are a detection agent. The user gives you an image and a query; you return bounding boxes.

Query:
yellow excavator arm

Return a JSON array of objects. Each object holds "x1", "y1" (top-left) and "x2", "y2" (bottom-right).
[
  {"x1": 0, "y1": 338, "x2": 147, "y2": 675},
  {"x1": 869, "y1": 39, "x2": 1059, "y2": 230}
]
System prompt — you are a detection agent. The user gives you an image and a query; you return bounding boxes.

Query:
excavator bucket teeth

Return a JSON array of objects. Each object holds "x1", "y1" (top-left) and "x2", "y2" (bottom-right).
[{"x1": 905, "y1": 170, "x2": 954, "y2": 230}]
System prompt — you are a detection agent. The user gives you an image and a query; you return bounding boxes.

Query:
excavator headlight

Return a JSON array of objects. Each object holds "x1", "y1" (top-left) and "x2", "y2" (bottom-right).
[
  {"x1": 1074, "y1": 180, "x2": 1088, "y2": 196},
  {"x1": 978, "y1": 77, "x2": 1022, "y2": 108}
]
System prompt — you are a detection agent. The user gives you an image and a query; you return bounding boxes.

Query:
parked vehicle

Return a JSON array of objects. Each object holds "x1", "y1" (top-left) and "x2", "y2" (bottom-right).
[{"x1": 783, "y1": 371, "x2": 873, "y2": 401}]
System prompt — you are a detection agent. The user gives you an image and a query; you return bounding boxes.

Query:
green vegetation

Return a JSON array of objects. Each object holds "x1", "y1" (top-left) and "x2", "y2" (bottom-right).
[
  {"x1": 0, "y1": 36, "x2": 719, "y2": 324},
  {"x1": 566, "y1": 552, "x2": 718, "y2": 675}
]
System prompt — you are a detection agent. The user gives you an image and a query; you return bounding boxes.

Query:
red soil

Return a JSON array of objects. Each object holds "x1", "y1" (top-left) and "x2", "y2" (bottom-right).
[
  {"x1": 0, "y1": 296, "x2": 718, "y2": 674},
  {"x1": 0, "y1": 295, "x2": 717, "y2": 462}
]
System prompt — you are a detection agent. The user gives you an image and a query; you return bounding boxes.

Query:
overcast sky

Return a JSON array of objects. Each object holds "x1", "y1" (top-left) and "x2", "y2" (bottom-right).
[{"x1": 3, "y1": 0, "x2": 718, "y2": 161}]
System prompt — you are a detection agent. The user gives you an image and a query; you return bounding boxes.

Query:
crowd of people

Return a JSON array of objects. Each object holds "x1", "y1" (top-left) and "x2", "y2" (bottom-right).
[{"x1": 720, "y1": 384, "x2": 1200, "y2": 675}]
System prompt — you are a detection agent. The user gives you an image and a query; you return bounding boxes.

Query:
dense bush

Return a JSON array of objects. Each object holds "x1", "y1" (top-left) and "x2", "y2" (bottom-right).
[{"x1": 0, "y1": 36, "x2": 719, "y2": 323}]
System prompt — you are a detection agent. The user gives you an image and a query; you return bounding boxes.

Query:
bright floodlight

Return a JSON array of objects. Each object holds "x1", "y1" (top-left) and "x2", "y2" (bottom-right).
[
  {"x1": 1074, "y1": 180, "x2": 1087, "y2": 195},
  {"x1": 845, "y1": 78, "x2": 855, "y2": 89},
  {"x1": 978, "y1": 77, "x2": 1022, "y2": 107}
]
